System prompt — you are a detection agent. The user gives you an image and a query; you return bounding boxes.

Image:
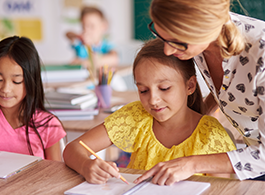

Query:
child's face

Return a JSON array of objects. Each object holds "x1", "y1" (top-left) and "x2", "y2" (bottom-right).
[
  {"x1": 0, "y1": 56, "x2": 26, "y2": 111},
  {"x1": 81, "y1": 13, "x2": 107, "y2": 45},
  {"x1": 135, "y1": 58, "x2": 191, "y2": 123}
]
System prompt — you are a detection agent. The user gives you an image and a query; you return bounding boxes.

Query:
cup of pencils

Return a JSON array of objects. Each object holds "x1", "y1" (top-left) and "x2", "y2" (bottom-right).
[{"x1": 95, "y1": 66, "x2": 114, "y2": 108}]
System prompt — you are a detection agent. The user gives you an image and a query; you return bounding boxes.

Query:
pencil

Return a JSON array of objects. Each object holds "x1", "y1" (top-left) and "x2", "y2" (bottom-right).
[
  {"x1": 79, "y1": 140, "x2": 129, "y2": 185},
  {"x1": 85, "y1": 45, "x2": 96, "y2": 85}
]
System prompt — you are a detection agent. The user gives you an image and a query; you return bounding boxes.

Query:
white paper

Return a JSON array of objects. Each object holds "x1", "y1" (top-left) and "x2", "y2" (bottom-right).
[
  {"x1": 133, "y1": 180, "x2": 210, "y2": 195},
  {"x1": 64, "y1": 173, "x2": 139, "y2": 195},
  {"x1": 64, "y1": 173, "x2": 210, "y2": 195},
  {"x1": 0, "y1": 151, "x2": 42, "y2": 179}
]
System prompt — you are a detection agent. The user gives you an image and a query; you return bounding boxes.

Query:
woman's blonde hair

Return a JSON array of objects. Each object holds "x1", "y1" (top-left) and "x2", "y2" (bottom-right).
[{"x1": 150, "y1": 0, "x2": 245, "y2": 58}]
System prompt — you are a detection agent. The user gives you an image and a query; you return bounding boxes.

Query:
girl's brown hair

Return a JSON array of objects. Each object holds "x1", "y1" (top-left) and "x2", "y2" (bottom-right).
[
  {"x1": 150, "y1": 0, "x2": 245, "y2": 59},
  {"x1": 133, "y1": 38, "x2": 205, "y2": 114}
]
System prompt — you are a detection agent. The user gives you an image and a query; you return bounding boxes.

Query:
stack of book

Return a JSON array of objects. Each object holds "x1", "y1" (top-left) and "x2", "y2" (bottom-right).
[
  {"x1": 45, "y1": 91, "x2": 98, "y2": 121},
  {"x1": 41, "y1": 64, "x2": 89, "y2": 83}
]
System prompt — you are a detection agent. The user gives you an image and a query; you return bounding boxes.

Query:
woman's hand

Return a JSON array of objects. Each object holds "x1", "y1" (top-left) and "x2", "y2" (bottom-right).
[
  {"x1": 82, "y1": 158, "x2": 120, "y2": 184},
  {"x1": 134, "y1": 156, "x2": 195, "y2": 186}
]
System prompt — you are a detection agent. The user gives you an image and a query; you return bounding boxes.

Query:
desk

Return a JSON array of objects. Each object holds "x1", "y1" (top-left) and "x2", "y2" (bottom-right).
[{"x1": 1, "y1": 160, "x2": 265, "y2": 195}]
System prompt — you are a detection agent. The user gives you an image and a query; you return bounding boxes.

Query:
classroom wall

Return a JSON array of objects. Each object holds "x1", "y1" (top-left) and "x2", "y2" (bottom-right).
[
  {"x1": 0, "y1": 0, "x2": 143, "y2": 65},
  {"x1": 0, "y1": 0, "x2": 209, "y2": 93}
]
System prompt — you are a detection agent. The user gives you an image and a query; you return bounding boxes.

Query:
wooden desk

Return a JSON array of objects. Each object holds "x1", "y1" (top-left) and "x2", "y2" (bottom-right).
[{"x1": 1, "y1": 160, "x2": 265, "y2": 195}]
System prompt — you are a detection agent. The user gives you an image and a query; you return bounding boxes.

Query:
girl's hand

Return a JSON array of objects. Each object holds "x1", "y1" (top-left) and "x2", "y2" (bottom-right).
[
  {"x1": 134, "y1": 157, "x2": 195, "y2": 186},
  {"x1": 82, "y1": 158, "x2": 120, "y2": 184}
]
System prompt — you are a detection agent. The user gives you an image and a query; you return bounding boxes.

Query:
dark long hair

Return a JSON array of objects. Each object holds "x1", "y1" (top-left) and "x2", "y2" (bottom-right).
[
  {"x1": 133, "y1": 38, "x2": 205, "y2": 114},
  {"x1": 0, "y1": 36, "x2": 55, "y2": 157}
]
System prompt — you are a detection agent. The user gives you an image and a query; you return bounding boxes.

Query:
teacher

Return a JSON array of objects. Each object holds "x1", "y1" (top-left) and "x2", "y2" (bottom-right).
[{"x1": 135, "y1": 0, "x2": 265, "y2": 185}]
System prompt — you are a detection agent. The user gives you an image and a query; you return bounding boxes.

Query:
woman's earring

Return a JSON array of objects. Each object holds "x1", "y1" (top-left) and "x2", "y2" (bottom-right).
[{"x1": 189, "y1": 91, "x2": 192, "y2": 95}]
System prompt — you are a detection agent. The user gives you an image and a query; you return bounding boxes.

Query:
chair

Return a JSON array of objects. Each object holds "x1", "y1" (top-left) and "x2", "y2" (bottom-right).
[{"x1": 59, "y1": 137, "x2": 66, "y2": 161}]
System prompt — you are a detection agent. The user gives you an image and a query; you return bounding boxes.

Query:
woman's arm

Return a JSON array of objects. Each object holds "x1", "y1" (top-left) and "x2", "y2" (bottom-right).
[
  {"x1": 134, "y1": 153, "x2": 234, "y2": 186},
  {"x1": 63, "y1": 123, "x2": 121, "y2": 184}
]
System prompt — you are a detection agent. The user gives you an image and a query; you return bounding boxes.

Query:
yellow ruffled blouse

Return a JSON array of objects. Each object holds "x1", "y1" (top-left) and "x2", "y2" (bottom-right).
[{"x1": 104, "y1": 101, "x2": 236, "y2": 170}]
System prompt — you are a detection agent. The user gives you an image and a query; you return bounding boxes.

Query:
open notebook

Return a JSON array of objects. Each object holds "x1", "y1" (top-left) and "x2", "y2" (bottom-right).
[
  {"x1": 0, "y1": 151, "x2": 42, "y2": 179},
  {"x1": 64, "y1": 173, "x2": 210, "y2": 195}
]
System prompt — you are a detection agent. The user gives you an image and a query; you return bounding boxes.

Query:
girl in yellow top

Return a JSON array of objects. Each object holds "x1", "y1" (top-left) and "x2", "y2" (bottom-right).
[{"x1": 63, "y1": 38, "x2": 236, "y2": 185}]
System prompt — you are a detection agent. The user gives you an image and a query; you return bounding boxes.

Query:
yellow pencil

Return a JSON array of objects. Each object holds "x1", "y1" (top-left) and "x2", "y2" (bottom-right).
[
  {"x1": 79, "y1": 140, "x2": 129, "y2": 184},
  {"x1": 107, "y1": 70, "x2": 113, "y2": 85},
  {"x1": 85, "y1": 46, "x2": 96, "y2": 85},
  {"x1": 86, "y1": 46, "x2": 95, "y2": 72}
]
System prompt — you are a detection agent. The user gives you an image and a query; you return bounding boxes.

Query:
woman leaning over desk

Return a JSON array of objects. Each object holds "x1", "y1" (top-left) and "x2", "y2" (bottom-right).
[{"x1": 136, "y1": 0, "x2": 265, "y2": 184}]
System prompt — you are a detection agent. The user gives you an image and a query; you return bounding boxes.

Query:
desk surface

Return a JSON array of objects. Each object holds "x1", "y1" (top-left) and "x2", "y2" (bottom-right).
[
  {"x1": 62, "y1": 90, "x2": 139, "y2": 131},
  {"x1": 1, "y1": 160, "x2": 265, "y2": 195}
]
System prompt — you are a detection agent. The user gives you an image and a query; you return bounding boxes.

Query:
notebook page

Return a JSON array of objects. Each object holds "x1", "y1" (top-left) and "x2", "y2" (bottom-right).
[
  {"x1": 64, "y1": 173, "x2": 140, "y2": 195},
  {"x1": 64, "y1": 173, "x2": 210, "y2": 195},
  {"x1": 133, "y1": 180, "x2": 210, "y2": 195},
  {"x1": 0, "y1": 151, "x2": 42, "y2": 179}
]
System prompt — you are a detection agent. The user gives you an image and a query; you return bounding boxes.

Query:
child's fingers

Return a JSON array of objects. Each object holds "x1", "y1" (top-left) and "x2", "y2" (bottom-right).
[
  {"x1": 88, "y1": 171, "x2": 109, "y2": 184},
  {"x1": 92, "y1": 159, "x2": 120, "y2": 178},
  {"x1": 107, "y1": 161, "x2": 119, "y2": 172},
  {"x1": 83, "y1": 159, "x2": 121, "y2": 184},
  {"x1": 83, "y1": 159, "x2": 112, "y2": 184},
  {"x1": 101, "y1": 161, "x2": 120, "y2": 178}
]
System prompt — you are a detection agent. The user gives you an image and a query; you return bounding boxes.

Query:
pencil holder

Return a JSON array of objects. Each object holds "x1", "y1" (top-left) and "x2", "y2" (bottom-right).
[{"x1": 95, "y1": 85, "x2": 112, "y2": 108}]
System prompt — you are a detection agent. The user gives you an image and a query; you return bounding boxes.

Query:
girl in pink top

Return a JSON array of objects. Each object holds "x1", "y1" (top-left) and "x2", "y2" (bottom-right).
[{"x1": 0, "y1": 36, "x2": 66, "y2": 161}]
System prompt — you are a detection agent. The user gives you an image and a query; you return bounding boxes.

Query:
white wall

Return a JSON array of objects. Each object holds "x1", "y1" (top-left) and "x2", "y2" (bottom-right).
[
  {"x1": 0, "y1": 0, "x2": 142, "y2": 65},
  {"x1": 35, "y1": 0, "x2": 141, "y2": 65}
]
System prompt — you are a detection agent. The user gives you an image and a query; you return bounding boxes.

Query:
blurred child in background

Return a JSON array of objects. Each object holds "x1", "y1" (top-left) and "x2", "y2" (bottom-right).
[
  {"x1": 66, "y1": 6, "x2": 118, "y2": 69},
  {"x1": 66, "y1": 6, "x2": 127, "y2": 91}
]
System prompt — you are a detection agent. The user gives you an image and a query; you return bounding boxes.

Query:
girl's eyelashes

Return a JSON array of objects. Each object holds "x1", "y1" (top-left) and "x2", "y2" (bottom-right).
[
  {"x1": 139, "y1": 89, "x2": 148, "y2": 94},
  {"x1": 160, "y1": 87, "x2": 170, "y2": 91},
  {"x1": 138, "y1": 87, "x2": 170, "y2": 93},
  {"x1": 13, "y1": 81, "x2": 23, "y2": 84}
]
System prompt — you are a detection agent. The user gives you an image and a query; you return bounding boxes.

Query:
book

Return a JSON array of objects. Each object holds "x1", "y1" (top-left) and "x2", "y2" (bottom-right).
[
  {"x1": 55, "y1": 115, "x2": 95, "y2": 121},
  {"x1": 41, "y1": 64, "x2": 89, "y2": 83},
  {"x1": 49, "y1": 108, "x2": 99, "y2": 121},
  {"x1": 64, "y1": 173, "x2": 210, "y2": 195},
  {"x1": 49, "y1": 108, "x2": 99, "y2": 116},
  {"x1": 0, "y1": 151, "x2": 42, "y2": 179},
  {"x1": 45, "y1": 91, "x2": 96, "y2": 105},
  {"x1": 45, "y1": 96, "x2": 98, "y2": 110},
  {"x1": 45, "y1": 90, "x2": 98, "y2": 110}
]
